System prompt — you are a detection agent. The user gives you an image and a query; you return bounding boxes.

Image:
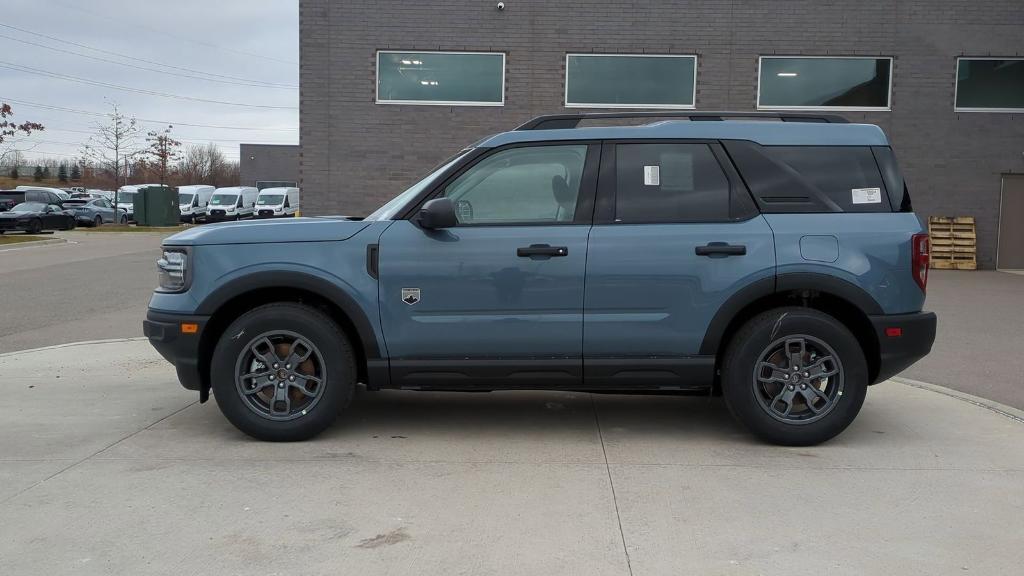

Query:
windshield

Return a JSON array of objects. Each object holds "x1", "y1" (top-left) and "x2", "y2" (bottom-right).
[
  {"x1": 116, "y1": 192, "x2": 135, "y2": 205},
  {"x1": 365, "y1": 151, "x2": 470, "y2": 221},
  {"x1": 210, "y1": 194, "x2": 238, "y2": 206},
  {"x1": 11, "y1": 202, "x2": 45, "y2": 212},
  {"x1": 178, "y1": 193, "x2": 195, "y2": 205},
  {"x1": 257, "y1": 194, "x2": 285, "y2": 206}
]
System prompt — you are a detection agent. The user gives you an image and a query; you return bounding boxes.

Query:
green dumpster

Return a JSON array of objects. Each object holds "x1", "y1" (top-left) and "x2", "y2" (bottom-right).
[{"x1": 135, "y1": 186, "x2": 179, "y2": 226}]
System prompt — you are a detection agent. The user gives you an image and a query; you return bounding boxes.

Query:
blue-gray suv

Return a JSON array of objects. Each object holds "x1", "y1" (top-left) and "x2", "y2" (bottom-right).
[{"x1": 144, "y1": 112, "x2": 937, "y2": 446}]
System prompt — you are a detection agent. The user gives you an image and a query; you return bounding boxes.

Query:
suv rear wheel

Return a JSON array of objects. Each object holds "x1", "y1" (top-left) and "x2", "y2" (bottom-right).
[
  {"x1": 210, "y1": 302, "x2": 356, "y2": 441},
  {"x1": 721, "y1": 307, "x2": 867, "y2": 446}
]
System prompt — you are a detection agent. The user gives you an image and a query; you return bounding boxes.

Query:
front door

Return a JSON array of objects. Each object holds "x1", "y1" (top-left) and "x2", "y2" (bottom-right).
[
  {"x1": 998, "y1": 175, "x2": 1024, "y2": 270},
  {"x1": 583, "y1": 141, "x2": 776, "y2": 388},
  {"x1": 377, "y1": 143, "x2": 599, "y2": 388}
]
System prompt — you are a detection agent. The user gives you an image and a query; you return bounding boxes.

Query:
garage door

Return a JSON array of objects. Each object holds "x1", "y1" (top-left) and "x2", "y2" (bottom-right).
[{"x1": 998, "y1": 175, "x2": 1024, "y2": 270}]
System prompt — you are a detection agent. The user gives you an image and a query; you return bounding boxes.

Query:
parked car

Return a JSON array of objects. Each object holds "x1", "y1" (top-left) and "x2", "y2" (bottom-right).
[
  {"x1": 61, "y1": 197, "x2": 128, "y2": 227},
  {"x1": 0, "y1": 201, "x2": 76, "y2": 233},
  {"x1": 205, "y1": 186, "x2": 258, "y2": 221},
  {"x1": 177, "y1": 185, "x2": 215, "y2": 223},
  {"x1": 145, "y1": 111, "x2": 937, "y2": 446},
  {"x1": 15, "y1": 185, "x2": 70, "y2": 201},
  {"x1": 255, "y1": 187, "x2": 300, "y2": 218},
  {"x1": 0, "y1": 189, "x2": 65, "y2": 212},
  {"x1": 115, "y1": 184, "x2": 160, "y2": 220}
]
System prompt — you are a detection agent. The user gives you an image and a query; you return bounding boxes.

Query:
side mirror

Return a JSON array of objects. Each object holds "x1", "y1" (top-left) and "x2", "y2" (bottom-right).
[{"x1": 417, "y1": 197, "x2": 458, "y2": 229}]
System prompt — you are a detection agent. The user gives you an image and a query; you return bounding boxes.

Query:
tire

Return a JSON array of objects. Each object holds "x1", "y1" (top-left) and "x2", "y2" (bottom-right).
[
  {"x1": 93, "y1": 215, "x2": 102, "y2": 227},
  {"x1": 210, "y1": 302, "x2": 356, "y2": 441},
  {"x1": 28, "y1": 219, "x2": 42, "y2": 234},
  {"x1": 721, "y1": 307, "x2": 868, "y2": 446}
]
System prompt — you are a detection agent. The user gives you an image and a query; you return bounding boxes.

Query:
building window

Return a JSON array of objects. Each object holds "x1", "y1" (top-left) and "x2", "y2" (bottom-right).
[
  {"x1": 565, "y1": 54, "x2": 697, "y2": 109},
  {"x1": 758, "y1": 56, "x2": 893, "y2": 111},
  {"x1": 376, "y1": 51, "x2": 505, "y2": 106},
  {"x1": 955, "y1": 58, "x2": 1024, "y2": 112}
]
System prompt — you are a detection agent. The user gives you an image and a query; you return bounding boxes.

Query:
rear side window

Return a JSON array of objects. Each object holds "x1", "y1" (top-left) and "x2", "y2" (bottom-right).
[
  {"x1": 724, "y1": 141, "x2": 892, "y2": 213},
  {"x1": 614, "y1": 143, "x2": 731, "y2": 222}
]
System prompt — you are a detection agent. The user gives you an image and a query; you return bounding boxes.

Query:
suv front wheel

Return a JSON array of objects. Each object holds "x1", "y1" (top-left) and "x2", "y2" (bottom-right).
[
  {"x1": 210, "y1": 302, "x2": 356, "y2": 441},
  {"x1": 721, "y1": 307, "x2": 868, "y2": 446}
]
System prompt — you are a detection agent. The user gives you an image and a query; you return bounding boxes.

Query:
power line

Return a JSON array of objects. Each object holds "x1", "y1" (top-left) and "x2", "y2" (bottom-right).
[
  {"x1": 0, "y1": 22, "x2": 296, "y2": 87},
  {"x1": 0, "y1": 32, "x2": 297, "y2": 90},
  {"x1": 48, "y1": 2, "x2": 298, "y2": 66},
  {"x1": 0, "y1": 96, "x2": 298, "y2": 131},
  {"x1": 0, "y1": 60, "x2": 297, "y2": 109},
  {"x1": 42, "y1": 127, "x2": 296, "y2": 145}
]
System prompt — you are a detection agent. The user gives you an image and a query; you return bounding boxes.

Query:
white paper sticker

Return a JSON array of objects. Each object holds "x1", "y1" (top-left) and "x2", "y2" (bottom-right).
[
  {"x1": 851, "y1": 187, "x2": 882, "y2": 204},
  {"x1": 643, "y1": 165, "x2": 660, "y2": 186}
]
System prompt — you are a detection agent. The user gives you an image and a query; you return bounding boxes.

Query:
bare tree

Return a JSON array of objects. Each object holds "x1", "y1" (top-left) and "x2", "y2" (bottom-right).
[
  {"x1": 145, "y1": 125, "x2": 182, "y2": 187},
  {"x1": 1, "y1": 102, "x2": 44, "y2": 166},
  {"x1": 81, "y1": 103, "x2": 140, "y2": 216}
]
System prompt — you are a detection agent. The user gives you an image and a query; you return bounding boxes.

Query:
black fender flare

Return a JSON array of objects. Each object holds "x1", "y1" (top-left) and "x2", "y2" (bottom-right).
[
  {"x1": 699, "y1": 273, "x2": 883, "y2": 355},
  {"x1": 195, "y1": 270, "x2": 382, "y2": 359}
]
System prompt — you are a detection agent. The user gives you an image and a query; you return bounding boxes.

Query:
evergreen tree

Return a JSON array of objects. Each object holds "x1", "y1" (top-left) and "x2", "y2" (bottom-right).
[
  {"x1": 70, "y1": 163, "x2": 81, "y2": 181},
  {"x1": 42, "y1": 166, "x2": 51, "y2": 179},
  {"x1": 9, "y1": 166, "x2": 18, "y2": 179},
  {"x1": 58, "y1": 163, "x2": 68, "y2": 182},
  {"x1": 33, "y1": 165, "x2": 43, "y2": 181}
]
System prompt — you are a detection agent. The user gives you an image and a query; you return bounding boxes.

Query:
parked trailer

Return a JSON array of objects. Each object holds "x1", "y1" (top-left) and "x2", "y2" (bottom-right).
[
  {"x1": 255, "y1": 187, "x2": 300, "y2": 218},
  {"x1": 177, "y1": 185, "x2": 215, "y2": 223}
]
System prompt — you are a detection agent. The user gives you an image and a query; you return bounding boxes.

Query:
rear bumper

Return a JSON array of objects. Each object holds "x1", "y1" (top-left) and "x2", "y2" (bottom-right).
[
  {"x1": 143, "y1": 310, "x2": 210, "y2": 392},
  {"x1": 869, "y1": 311, "x2": 937, "y2": 384}
]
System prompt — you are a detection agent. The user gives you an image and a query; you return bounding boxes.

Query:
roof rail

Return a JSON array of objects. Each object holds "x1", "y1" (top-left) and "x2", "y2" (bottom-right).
[{"x1": 515, "y1": 111, "x2": 849, "y2": 131}]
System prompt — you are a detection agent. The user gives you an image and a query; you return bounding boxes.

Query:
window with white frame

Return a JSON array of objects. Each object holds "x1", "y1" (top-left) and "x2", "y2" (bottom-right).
[
  {"x1": 758, "y1": 56, "x2": 893, "y2": 111},
  {"x1": 376, "y1": 51, "x2": 505, "y2": 106},
  {"x1": 565, "y1": 54, "x2": 697, "y2": 109},
  {"x1": 955, "y1": 58, "x2": 1024, "y2": 112}
]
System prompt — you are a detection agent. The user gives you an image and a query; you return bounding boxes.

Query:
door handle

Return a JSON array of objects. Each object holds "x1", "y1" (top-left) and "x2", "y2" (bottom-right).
[
  {"x1": 695, "y1": 242, "x2": 747, "y2": 258},
  {"x1": 517, "y1": 244, "x2": 568, "y2": 258}
]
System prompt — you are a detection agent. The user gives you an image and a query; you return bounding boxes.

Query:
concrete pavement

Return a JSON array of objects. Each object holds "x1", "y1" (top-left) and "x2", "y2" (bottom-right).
[{"x1": 1, "y1": 340, "x2": 1022, "y2": 575}]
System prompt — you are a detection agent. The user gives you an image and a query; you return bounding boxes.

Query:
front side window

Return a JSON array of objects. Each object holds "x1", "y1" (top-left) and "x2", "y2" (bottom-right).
[
  {"x1": 614, "y1": 143, "x2": 730, "y2": 223},
  {"x1": 377, "y1": 51, "x2": 505, "y2": 106},
  {"x1": 955, "y1": 58, "x2": 1024, "y2": 112},
  {"x1": 758, "y1": 57, "x2": 892, "y2": 110},
  {"x1": 565, "y1": 54, "x2": 697, "y2": 108},
  {"x1": 442, "y1": 145, "x2": 588, "y2": 225}
]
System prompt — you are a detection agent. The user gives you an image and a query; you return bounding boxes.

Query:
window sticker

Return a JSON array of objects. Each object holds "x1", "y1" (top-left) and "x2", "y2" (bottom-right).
[
  {"x1": 851, "y1": 187, "x2": 882, "y2": 204},
  {"x1": 643, "y1": 165, "x2": 660, "y2": 186}
]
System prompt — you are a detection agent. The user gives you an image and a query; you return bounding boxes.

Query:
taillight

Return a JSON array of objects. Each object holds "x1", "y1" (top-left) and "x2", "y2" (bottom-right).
[{"x1": 911, "y1": 233, "x2": 929, "y2": 292}]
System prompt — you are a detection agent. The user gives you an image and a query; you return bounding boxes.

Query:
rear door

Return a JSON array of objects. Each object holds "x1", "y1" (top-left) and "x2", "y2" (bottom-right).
[{"x1": 583, "y1": 141, "x2": 775, "y2": 388}]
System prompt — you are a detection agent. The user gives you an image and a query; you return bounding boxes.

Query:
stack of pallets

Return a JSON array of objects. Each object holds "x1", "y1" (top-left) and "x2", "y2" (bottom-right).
[{"x1": 928, "y1": 216, "x2": 977, "y2": 270}]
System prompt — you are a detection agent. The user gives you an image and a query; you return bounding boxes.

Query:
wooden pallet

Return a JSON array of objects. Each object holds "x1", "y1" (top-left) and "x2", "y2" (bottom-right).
[{"x1": 928, "y1": 216, "x2": 977, "y2": 270}]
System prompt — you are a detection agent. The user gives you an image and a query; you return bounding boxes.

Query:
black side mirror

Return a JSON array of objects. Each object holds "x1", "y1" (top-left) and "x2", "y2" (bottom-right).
[{"x1": 417, "y1": 197, "x2": 458, "y2": 229}]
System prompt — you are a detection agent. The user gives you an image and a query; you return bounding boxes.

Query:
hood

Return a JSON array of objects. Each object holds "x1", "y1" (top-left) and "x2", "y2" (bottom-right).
[{"x1": 163, "y1": 216, "x2": 370, "y2": 246}]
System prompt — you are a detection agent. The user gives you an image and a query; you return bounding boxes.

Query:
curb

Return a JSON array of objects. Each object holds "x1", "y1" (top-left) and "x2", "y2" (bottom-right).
[
  {"x1": 0, "y1": 237, "x2": 67, "y2": 252},
  {"x1": 0, "y1": 337, "x2": 148, "y2": 358},
  {"x1": 892, "y1": 377, "x2": 1024, "y2": 424}
]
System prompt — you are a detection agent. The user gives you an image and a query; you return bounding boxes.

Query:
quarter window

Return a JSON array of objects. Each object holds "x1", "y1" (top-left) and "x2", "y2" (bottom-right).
[
  {"x1": 442, "y1": 145, "x2": 588, "y2": 224},
  {"x1": 376, "y1": 51, "x2": 505, "y2": 106},
  {"x1": 955, "y1": 58, "x2": 1024, "y2": 112},
  {"x1": 614, "y1": 143, "x2": 730, "y2": 223},
  {"x1": 565, "y1": 54, "x2": 697, "y2": 108},
  {"x1": 758, "y1": 57, "x2": 892, "y2": 110}
]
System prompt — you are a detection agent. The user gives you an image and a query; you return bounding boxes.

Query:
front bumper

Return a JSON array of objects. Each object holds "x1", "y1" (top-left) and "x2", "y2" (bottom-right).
[
  {"x1": 0, "y1": 219, "x2": 31, "y2": 231},
  {"x1": 143, "y1": 310, "x2": 210, "y2": 395},
  {"x1": 869, "y1": 311, "x2": 937, "y2": 384}
]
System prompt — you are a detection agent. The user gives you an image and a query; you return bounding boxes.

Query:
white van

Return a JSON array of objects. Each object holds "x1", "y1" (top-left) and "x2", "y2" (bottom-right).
[
  {"x1": 177, "y1": 185, "x2": 215, "y2": 222},
  {"x1": 115, "y1": 184, "x2": 160, "y2": 220},
  {"x1": 255, "y1": 187, "x2": 300, "y2": 218},
  {"x1": 206, "y1": 186, "x2": 258, "y2": 221}
]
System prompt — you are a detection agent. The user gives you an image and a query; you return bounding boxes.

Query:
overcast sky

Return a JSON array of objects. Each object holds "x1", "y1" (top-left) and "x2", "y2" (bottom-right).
[{"x1": 1, "y1": 0, "x2": 298, "y2": 163}]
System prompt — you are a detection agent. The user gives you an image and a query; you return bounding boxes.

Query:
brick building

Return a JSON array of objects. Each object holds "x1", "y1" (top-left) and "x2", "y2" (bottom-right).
[
  {"x1": 299, "y1": 0, "x2": 1024, "y2": 268},
  {"x1": 239, "y1": 144, "x2": 299, "y2": 189}
]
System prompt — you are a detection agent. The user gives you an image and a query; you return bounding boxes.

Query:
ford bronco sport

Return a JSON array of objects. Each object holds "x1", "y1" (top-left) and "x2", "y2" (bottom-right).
[{"x1": 144, "y1": 112, "x2": 937, "y2": 446}]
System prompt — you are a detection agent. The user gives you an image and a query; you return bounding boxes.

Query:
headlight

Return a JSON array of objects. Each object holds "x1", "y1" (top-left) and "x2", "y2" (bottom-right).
[{"x1": 157, "y1": 247, "x2": 190, "y2": 292}]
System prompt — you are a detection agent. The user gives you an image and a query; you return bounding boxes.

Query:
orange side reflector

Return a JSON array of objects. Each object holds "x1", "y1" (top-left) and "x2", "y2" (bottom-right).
[{"x1": 181, "y1": 323, "x2": 199, "y2": 334}]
